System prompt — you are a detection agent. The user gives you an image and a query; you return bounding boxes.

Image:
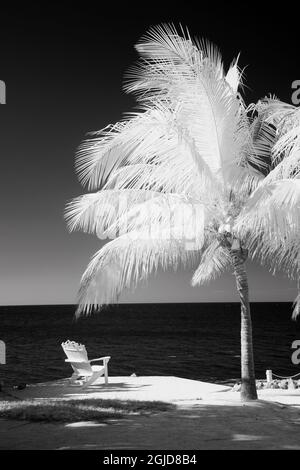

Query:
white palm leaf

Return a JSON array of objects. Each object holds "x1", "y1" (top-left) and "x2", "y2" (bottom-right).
[
  {"x1": 76, "y1": 227, "x2": 203, "y2": 315},
  {"x1": 65, "y1": 189, "x2": 163, "y2": 236},
  {"x1": 174, "y1": 75, "x2": 244, "y2": 179},
  {"x1": 249, "y1": 116, "x2": 276, "y2": 168},
  {"x1": 234, "y1": 179, "x2": 300, "y2": 244},
  {"x1": 225, "y1": 56, "x2": 243, "y2": 94},
  {"x1": 136, "y1": 23, "x2": 199, "y2": 62},
  {"x1": 253, "y1": 98, "x2": 295, "y2": 129},
  {"x1": 76, "y1": 100, "x2": 220, "y2": 198},
  {"x1": 273, "y1": 111, "x2": 300, "y2": 158},
  {"x1": 245, "y1": 230, "x2": 300, "y2": 280},
  {"x1": 76, "y1": 121, "x2": 130, "y2": 190},
  {"x1": 223, "y1": 164, "x2": 264, "y2": 197},
  {"x1": 125, "y1": 24, "x2": 253, "y2": 183},
  {"x1": 124, "y1": 24, "x2": 207, "y2": 97},
  {"x1": 244, "y1": 101, "x2": 299, "y2": 184},
  {"x1": 221, "y1": 110, "x2": 273, "y2": 196},
  {"x1": 234, "y1": 179, "x2": 300, "y2": 288},
  {"x1": 292, "y1": 292, "x2": 300, "y2": 320},
  {"x1": 269, "y1": 106, "x2": 300, "y2": 181},
  {"x1": 107, "y1": 196, "x2": 211, "y2": 243},
  {"x1": 102, "y1": 126, "x2": 218, "y2": 197},
  {"x1": 66, "y1": 186, "x2": 218, "y2": 245},
  {"x1": 263, "y1": 148, "x2": 300, "y2": 183},
  {"x1": 125, "y1": 24, "x2": 224, "y2": 98},
  {"x1": 76, "y1": 107, "x2": 177, "y2": 190},
  {"x1": 191, "y1": 238, "x2": 231, "y2": 286}
]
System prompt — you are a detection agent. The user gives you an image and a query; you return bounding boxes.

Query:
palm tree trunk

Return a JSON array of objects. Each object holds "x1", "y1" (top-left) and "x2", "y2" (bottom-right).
[{"x1": 231, "y1": 247, "x2": 258, "y2": 401}]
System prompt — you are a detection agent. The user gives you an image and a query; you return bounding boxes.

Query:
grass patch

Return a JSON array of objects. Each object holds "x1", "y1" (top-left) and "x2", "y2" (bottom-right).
[{"x1": 0, "y1": 398, "x2": 175, "y2": 423}]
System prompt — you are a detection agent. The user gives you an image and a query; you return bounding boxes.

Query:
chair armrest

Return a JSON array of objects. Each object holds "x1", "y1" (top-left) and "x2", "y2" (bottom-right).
[
  {"x1": 89, "y1": 356, "x2": 111, "y2": 363},
  {"x1": 65, "y1": 359, "x2": 86, "y2": 363}
]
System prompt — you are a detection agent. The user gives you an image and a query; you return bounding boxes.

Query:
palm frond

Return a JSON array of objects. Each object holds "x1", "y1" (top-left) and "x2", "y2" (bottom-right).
[
  {"x1": 65, "y1": 189, "x2": 160, "y2": 236},
  {"x1": 292, "y1": 291, "x2": 300, "y2": 320},
  {"x1": 264, "y1": 149, "x2": 300, "y2": 183},
  {"x1": 107, "y1": 195, "x2": 210, "y2": 241},
  {"x1": 124, "y1": 23, "x2": 205, "y2": 97},
  {"x1": 234, "y1": 179, "x2": 300, "y2": 279},
  {"x1": 245, "y1": 101, "x2": 300, "y2": 183},
  {"x1": 75, "y1": 106, "x2": 175, "y2": 190},
  {"x1": 76, "y1": 228, "x2": 203, "y2": 316},
  {"x1": 223, "y1": 163, "x2": 264, "y2": 197},
  {"x1": 270, "y1": 106, "x2": 300, "y2": 179},
  {"x1": 225, "y1": 55, "x2": 243, "y2": 94},
  {"x1": 252, "y1": 97, "x2": 295, "y2": 128},
  {"x1": 235, "y1": 178, "x2": 300, "y2": 240},
  {"x1": 124, "y1": 24, "x2": 253, "y2": 184},
  {"x1": 191, "y1": 238, "x2": 231, "y2": 286},
  {"x1": 75, "y1": 99, "x2": 222, "y2": 198},
  {"x1": 66, "y1": 187, "x2": 214, "y2": 243},
  {"x1": 273, "y1": 110, "x2": 300, "y2": 158},
  {"x1": 250, "y1": 117, "x2": 276, "y2": 170},
  {"x1": 246, "y1": 232, "x2": 300, "y2": 281}
]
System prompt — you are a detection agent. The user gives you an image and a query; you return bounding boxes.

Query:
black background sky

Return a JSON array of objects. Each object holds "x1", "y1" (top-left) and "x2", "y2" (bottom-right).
[{"x1": 0, "y1": 4, "x2": 299, "y2": 305}]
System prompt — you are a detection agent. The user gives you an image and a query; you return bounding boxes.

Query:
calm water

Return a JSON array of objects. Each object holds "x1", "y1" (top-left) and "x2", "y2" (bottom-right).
[{"x1": 0, "y1": 303, "x2": 299, "y2": 387}]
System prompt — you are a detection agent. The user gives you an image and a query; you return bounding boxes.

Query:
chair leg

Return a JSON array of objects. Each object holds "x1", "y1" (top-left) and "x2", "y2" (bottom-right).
[
  {"x1": 82, "y1": 372, "x2": 103, "y2": 388},
  {"x1": 104, "y1": 365, "x2": 108, "y2": 385},
  {"x1": 69, "y1": 372, "x2": 80, "y2": 384}
]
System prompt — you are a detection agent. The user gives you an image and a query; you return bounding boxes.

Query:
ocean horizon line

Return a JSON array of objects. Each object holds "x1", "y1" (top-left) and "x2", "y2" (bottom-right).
[{"x1": 0, "y1": 301, "x2": 294, "y2": 308}]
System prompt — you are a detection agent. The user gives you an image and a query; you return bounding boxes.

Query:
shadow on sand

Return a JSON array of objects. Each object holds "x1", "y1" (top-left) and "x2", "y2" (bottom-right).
[{"x1": 1, "y1": 399, "x2": 300, "y2": 450}]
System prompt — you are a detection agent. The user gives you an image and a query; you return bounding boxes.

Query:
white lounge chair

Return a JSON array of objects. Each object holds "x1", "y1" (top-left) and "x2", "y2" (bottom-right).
[{"x1": 61, "y1": 340, "x2": 110, "y2": 387}]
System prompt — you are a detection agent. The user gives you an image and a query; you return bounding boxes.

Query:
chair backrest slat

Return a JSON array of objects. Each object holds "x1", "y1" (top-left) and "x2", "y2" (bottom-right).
[{"x1": 61, "y1": 340, "x2": 89, "y2": 363}]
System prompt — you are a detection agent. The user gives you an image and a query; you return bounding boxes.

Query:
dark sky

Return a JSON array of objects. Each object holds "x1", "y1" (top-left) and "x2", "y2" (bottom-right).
[{"x1": 0, "y1": 4, "x2": 299, "y2": 305}]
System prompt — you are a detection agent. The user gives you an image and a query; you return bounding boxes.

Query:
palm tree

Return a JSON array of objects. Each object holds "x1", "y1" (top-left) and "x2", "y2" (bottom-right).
[{"x1": 65, "y1": 24, "x2": 300, "y2": 402}]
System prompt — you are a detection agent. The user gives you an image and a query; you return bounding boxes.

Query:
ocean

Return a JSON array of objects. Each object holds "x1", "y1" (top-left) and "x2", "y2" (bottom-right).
[{"x1": 0, "y1": 303, "x2": 299, "y2": 388}]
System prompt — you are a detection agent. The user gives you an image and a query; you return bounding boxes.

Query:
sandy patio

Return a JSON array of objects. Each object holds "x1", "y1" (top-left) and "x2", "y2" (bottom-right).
[{"x1": 3, "y1": 376, "x2": 230, "y2": 402}]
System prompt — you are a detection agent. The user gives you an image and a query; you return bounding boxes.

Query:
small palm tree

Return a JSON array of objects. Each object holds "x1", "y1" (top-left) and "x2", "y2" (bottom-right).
[{"x1": 66, "y1": 24, "x2": 300, "y2": 402}]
